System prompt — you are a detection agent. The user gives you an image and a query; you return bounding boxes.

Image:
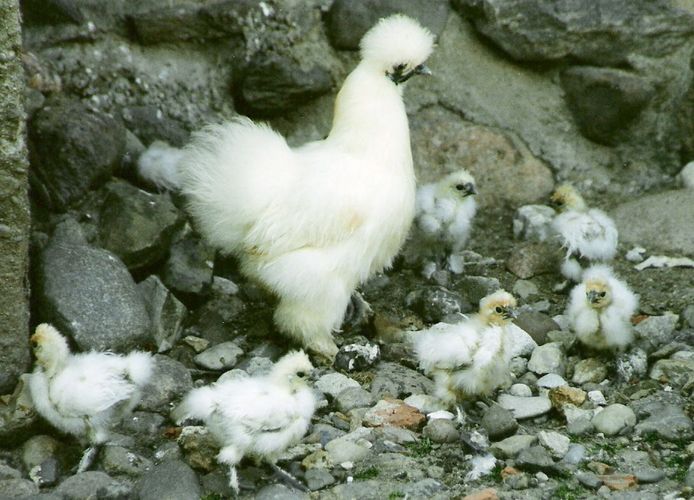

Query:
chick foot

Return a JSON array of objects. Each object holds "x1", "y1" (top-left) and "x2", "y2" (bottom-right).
[
  {"x1": 343, "y1": 291, "x2": 373, "y2": 331},
  {"x1": 76, "y1": 445, "x2": 100, "y2": 473},
  {"x1": 269, "y1": 463, "x2": 309, "y2": 492}
]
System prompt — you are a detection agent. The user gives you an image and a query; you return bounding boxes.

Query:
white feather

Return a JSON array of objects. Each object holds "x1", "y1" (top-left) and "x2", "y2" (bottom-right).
[
  {"x1": 567, "y1": 265, "x2": 638, "y2": 351},
  {"x1": 139, "y1": 15, "x2": 435, "y2": 361},
  {"x1": 173, "y1": 351, "x2": 316, "y2": 491},
  {"x1": 465, "y1": 453, "x2": 497, "y2": 481},
  {"x1": 28, "y1": 324, "x2": 154, "y2": 445},
  {"x1": 137, "y1": 140, "x2": 185, "y2": 190}
]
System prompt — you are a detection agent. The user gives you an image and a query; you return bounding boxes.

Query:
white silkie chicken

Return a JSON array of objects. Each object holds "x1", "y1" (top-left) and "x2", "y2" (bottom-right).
[
  {"x1": 138, "y1": 15, "x2": 435, "y2": 363},
  {"x1": 550, "y1": 184, "x2": 618, "y2": 281},
  {"x1": 172, "y1": 351, "x2": 316, "y2": 493},
  {"x1": 28, "y1": 324, "x2": 153, "y2": 472},
  {"x1": 413, "y1": 290, "x2": 518, "y2": 407},
  {"x1": 566, "y1": 264, "x2": 638, "y2": 351},
  {"x1": 414, "y1": 169, "x2": 477, "y2": 277}
]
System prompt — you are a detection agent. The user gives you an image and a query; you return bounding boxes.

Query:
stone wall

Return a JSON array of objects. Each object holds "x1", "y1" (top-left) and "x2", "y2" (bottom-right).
[{"x1": 0, "y1": 0, "x2": 30, "y2": 393}]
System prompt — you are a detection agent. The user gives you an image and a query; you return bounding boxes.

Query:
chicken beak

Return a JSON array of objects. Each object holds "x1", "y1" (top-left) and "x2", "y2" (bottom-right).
[
  {"x1": 504, "y1": 307, "x2": 517, "y2": 320},
  {"x1": 464, "y1": 183, "x2": 477, "y2": 196},
  {"x1": 415, "y1": 64, "x2": 432, "y2": 76},
  {"x1": 308, "y1": 369, "x2": 320, "y2": 382},
  {"x1": 587, "y1": 290, "x2": 601, "y2": 304}
]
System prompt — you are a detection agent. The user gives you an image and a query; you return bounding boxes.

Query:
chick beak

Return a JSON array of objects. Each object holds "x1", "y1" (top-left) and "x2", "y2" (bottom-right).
[
  {"x1": 503, "y1": 307, "x2": 517, "y2": 320},
  {"x1": 308, "y1": 369, "x2": 320, "y2": 382},
  {"x1": 464, "y1": 183, "x2": 477, "y2": 196},
  {"x1": 29, "y1": 334, "x2": 39, "y2": 348},
  {"x1": 587, "y1": 290, "x2": 601, "y2": 304},
  {"x1": 414, "y1": 64, "x2": 432, "y2": 77}
]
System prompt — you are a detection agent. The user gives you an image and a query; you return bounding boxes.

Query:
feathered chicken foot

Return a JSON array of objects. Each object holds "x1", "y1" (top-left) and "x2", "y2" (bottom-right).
[
  {"x1": 76, "y1": 445, "x2": 100, "y2": 473},
  {"x1": 343, "y1": 291, "x2": 373, "y2": 331}
]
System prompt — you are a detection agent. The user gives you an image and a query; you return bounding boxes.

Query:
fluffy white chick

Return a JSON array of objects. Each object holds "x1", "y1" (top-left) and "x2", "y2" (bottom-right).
[
  {"x1": 567, "y1": 264, "x2": 638, "y2": 351},
  {"x1": 414, "y1": 169, "x2": 477, "y2": 276},
  {"x1": 414, "y1": 290, "x2": 518, "y2": 407},
  {"x1": 550, "y1": 184, "x2": 618, "y2": 281},
  {"x1": 137, "y1": 140, "x2": 185, "y2": 190},
  {"x1": 172, "y1": 351, "x2": 316, "y2": 493},
  {"x1": 138, "y1": 16, "x2": 434, "y2": 362},
  {"x1": 28, "y1": 324, "x2": 153, "y2": 472}
]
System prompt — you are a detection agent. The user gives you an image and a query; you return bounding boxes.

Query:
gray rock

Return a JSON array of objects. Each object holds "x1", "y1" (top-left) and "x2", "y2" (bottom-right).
[
  {"x1": 136, "y1": 459, "x2": 201, "y2": 500},
  {"x1": 28, "y1": 99, "x2": 125, "y2": 211},
  {"x1": 509, "y1": 384, "x2": 532, "y2": 397},
  {"x1": 577, "y1": 472, "x2": 603, "y2": 489},
  {"x1": 138, "y1": 275, "x2": 187, "y2": 353},
  {"x1": 649, "y1": 357, "x2": 694, "y2": 389},
  {"x1": 536, "y1": 374, "x2": 568, "y2": 389},
  {"x1": 514, "y1": 312, "x2": 559, "y2": 345},
  {"x1": 406, "y1": 285, "x2": 472, "y2": 323},
  {"x1": 102, "y1": 445, "x2": 153, "y2": 477},
  {"x1": 335, "y1": 386, "x2": 375, "y2": 413},
  {"x1": 562, "y1": 444, "x2": 586, "y2": 466},
  {"x1": 506, "y1": 242, "x2": 561, "y2": 279},
  {"x1": 683, "y1": 304, "x2": 694, "y2": 328},
  {"x1": 161, "y1": 227, "x2": 214, "y2": 298},
  {"x1": 370, "y1": 362, "x2": 435, "y2": 399},
  {"x1": 121, "y1": 411, "x2": 166, "y2": 444},
  {"x1": 403, "y1": 394, "x2": 447, "y2": 415},
  {"x1": 236, "y1": 54, "x2": 333, "y2": 118},
  {"x1": 35, "y1": 233, "x2": 151, "y2": 352},
  {"x1": 512, "y1": 279, "x2": 539, "y2": 300},
  {"x1": 0, "y1": 374, "x2": 39, "y2": 446},
  {"x1": 455, "y1": 275, "x2": 500, "y2": 305},
  {"x1": 29, "y1": 457, "x2": 60, "y2": 487},
  {"x1": 56, "y1": 471, "x2": 131, "y2": 500},
  {"x1": 481, "y1": 404, "x2": 518, "y2": 440},
  {"x1": 22, "y1": 435, "x2": 59, "y2": 470},
  {"x1": 453, "y1": 0, "x2": 694, "y2": 64},
  {"x1": 305, "y1": 467, "x2": 335, "y2": 491},
  {"x1": 21, "y1": 0, "x2": 85, "y2": 25},
  {"x1": 634, "y1": 404, "x2": 693, "y2": 441},
  {"x1": 334, "y1": 341, "x2": 380, "y2": 372},
  {"x1": 633, "y1": 467, "x2": 665, "y2": 483},
  {"x1": 177, "y1": 426, "x2": 219, "y2": 472},
  {"x1": 402, "y1": 478, "x2": 446, "y2": 497},
  {"x1": 255, "y1": 483, "x2": 310, "y2": 500},
  {"x1": 592, "y1": 404, "x2": 636, "y2": 436},
  {"x1": 0, "y1": 478, "x2": 38, "y2": 497},
  {"x1": 560, "y1": 67, "x2": 655, "y2": 145},
  {"x1": 371, "y1": 453, "x2": 425, "y2": 481},
  {"x1": 572, "y1": 358, "x2": 608, "y2": 385},
  {"x1": 422, "y1": 419, "x2": 459, "y2": 444},
  {"x1": 315, "y1": 373, "x2": 360, "y2": 399},
  {"x1": 506, "y1": 324, "x2": 538, "y2": 359},
  {"x1": 616, "y1": 348, "x2": 649, "y2": 383},
  {"x1": 0, "y1": 463, "x2": 20, "y2": 481},
  {"x1": 687, "y1": 461, "x2": 694, "y2": 487},
  {"x1": 537, "y1": 430, "x2": 570, "y2": 459},
  {"x1": 326, "y1": 0, "x2": 450, "y2": 50},
  {"x1": 613, "y1": 191, "x2": 694, "y2": 257},
  {"x1": 97, "y1": 180, "x2": 184, "y2": 270},
  {"x1": 324, "y1": 435, "x2": 372, "y2": 465},
  {"x1": 512, "y1": 205, "x2": 556, "y2": 242},
  {"x1": 139, "y1": 355, "x2": 193, "y2": 411},
  {"x1": 497, "y1": 394, "x2": 552, "y2": 420},
  {"x1": 528, "y1": 342, "x2": 566, "y2": 376},
  {"x1": 194, "y1": 341, "x2": 244, "y2": 371},
  {"x1": 564, "y1": 406, "x2": 595, "y2": 435},
  {"x1": 516, "y1": 445, "x2": 555, "y2": 472},
  {"x1": 489, "y1": 434, "x2": 537, "y2": 458},
  {"x1": 121, "y1": 105, "x2": 190, "y2": 147}
]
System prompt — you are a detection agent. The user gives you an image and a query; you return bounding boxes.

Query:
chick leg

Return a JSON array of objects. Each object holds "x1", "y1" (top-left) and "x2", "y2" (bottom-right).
[
  {"x1": 269, "y1": 463, "x2": 309, "y2": 492},
  {"x1": 76, "y1": 445, "x2": 100, "y2": 473},
  {"x1": 342, "y1": 291, "x2": 373, "y2": 331},
  {"x1": 218, "y1": 446, "x2": 242, "y2": 494}
]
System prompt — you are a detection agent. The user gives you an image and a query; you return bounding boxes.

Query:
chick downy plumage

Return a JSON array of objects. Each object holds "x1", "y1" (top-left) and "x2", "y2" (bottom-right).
[
  {"x1": 413, "y1": 290, "x2": 518, "y2": 407},
  {"x1": 414, "y1": 169, "x2": 477, "y2": 276},
  {"x1": 172, "y1": 351, "x2": 316, "y2": 492},
  {"x1": 28, "y1": 324, "x2": 154, "y2": 471},
  {"x1": 567, "y1": 264, "x2": 638, "y2": 351},
  {"x1": 550, "y1": 184, "x2": 618, "y2": 281},
  {"x1": 137, "y1": 15, "x2": 435, "y2": 362}
]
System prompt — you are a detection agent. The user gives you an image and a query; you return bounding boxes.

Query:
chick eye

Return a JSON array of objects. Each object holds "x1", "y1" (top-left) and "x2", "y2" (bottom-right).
[
  {"x1": 394, "y1": 63, "x2": 406, "y2": 72},
  {"x1": 296, "y1": 371, "x2": 306, "y2": 378},
  {"x1": 495, "y1": 306, "x2": 503, "y2": 313},
  {"x1": 599, "y1": 292, "x2": 606, "y2": 297},
  {"x1": 455, "y1": 184, "x2": 465, "y2": 191}
]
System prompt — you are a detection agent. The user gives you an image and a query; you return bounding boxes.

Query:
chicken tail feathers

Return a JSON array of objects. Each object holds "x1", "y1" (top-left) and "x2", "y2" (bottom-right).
[
  {"x1": 172, "y1": 386, "x2": 216, "y2": 424},
  {"x1": 137, "y1": 140, "x2": 185, "y2": 190},
  {"x1": 124, "y1": 352, "x2": 154, "y2": 388}
]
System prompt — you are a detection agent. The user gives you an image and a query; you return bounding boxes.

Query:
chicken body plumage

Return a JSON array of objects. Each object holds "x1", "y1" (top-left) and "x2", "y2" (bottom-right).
[
  {"x1": 414, "y1": 169, "x2": 477, "y2": 276},
  {"x1": 173, "y1": 351, "x2": 316, "y2": 492},
  {"x1": 28, "y1": 324, "x2": 153, "y2": 470},
  {"x1": 550, "y1": 184, "x2": 618, "y2": 281},
  {"x1": 413, "y1": 290, "x2": 517, "y2": 406},
  {"x1": 171, "y1": 16, "x2": 435, "y2": 361},
  {"x1": 567, "y1": 265, "x2": 638, "y2": 351}
]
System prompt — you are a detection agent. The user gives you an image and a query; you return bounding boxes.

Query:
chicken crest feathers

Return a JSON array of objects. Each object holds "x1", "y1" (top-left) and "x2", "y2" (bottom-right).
[{"x1": 360, "y1": 15, "x2": 435, "y2": 71}]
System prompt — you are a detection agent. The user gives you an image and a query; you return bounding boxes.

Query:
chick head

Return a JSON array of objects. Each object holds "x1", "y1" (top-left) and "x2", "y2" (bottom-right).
[
  {"x1": 479, "y1": 290, "x2": 517, "y2": 326},
  {"x1": 360, "y1": 14, "x2": 435, "y2": 85},
  {"x1": 271, "y1": 350, "x2": 314, "y2": 390},
  {"x1": 549, "y1": 184, "x2": 587, "y2": 212},
  {"x1": 31, "y1": 323, "x2": 70, "y2": 370},
  {"x1": 584, "y1": 277, "x2": 612, "y2": 309},
  {"x1": 438, "y1": 169, "x2": 477, "y2": 199}
]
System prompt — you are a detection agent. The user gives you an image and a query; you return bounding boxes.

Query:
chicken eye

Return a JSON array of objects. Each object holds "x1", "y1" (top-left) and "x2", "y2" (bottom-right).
[
  {"x1": 495, "y1": 306, "x2": 502, "y2": 313},
  {"x1": 394, "y1": 63, "x2": 406, "y2": 72},
  {"x1": 296, "y1": 371, "x2": 307, "y2": 378},
  {"x1": 599, "y1": 292, "x2": 606, "y2": 297},
  {"x1": 455, "y1": 184, "x2": 465, "y2": 191}
]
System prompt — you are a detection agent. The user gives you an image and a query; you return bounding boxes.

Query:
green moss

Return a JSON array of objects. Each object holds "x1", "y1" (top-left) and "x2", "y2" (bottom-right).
[
  {"x1": 388, "y1": 492, "x2": 405, "y2": 499},
  {"x1": 553, "y1": 483, "x2": 578, "y2": 500},
  {"x1": 406, "y1": 437, "x2": 433, "y2": 457},
  {"x1": 354, "y1": 466, "x2": 380, "y2": 480}
]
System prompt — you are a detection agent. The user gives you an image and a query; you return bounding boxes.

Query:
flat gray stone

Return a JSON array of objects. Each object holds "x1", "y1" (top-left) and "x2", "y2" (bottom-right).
[
  {"x1": 422, "y1": 419, "x2": 459, "y2": 444},
  {"x1": 194, "y1": 341, "x2": 244, "y2": 371},
  {"x1": 335, "y1": 386, "x2": 375, "y2": 413},
  {"x1": 635, "y1": 404, "x2": 693, "y2": 441},
  {"x1": 592, "y1": 404, "x2": 636, "y2": 436},
  {"x1": 315, "y1": 373, "x2": 360, "y2": 399},
  {"x1": 481, "y1": 404, "x2": 518, "y2": 441},
  {"x1": 370, "y1": 362, "x2": 434, "y2": 399},
  {"x1": 489, "y1": 434, "x2": 537, "y2": 458},
  {"x1": 138, "y1": 275, "x2": 187, "y2": 353},
  {"x1": 136, "y1": 459, "x2": 201, "y2": 500},
  {"x1": 139, "y1": 355, "x2": 193, "y2": 411},
  {"x1": 572, "y1": 358, "x2": 608, "y2": 385},
  {"x1": 528, "y1": 342, "x2": 566, "y2": 376},
  {"x1": 516, "y1": 445, "x2": 555, "y2": 472},
  {"x1": 497, "y1": 394, "x2": 552, "y2": 419},
  {"x1": 56, "y1": 471, "x2": 131, "y2": 500}
]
